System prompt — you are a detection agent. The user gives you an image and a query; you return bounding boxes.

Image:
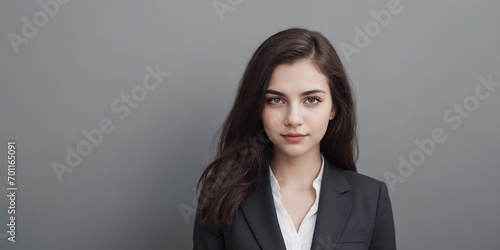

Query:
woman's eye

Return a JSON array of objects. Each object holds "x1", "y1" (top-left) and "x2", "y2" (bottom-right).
[
  {"x1": 305, "y1": 97, "x2": 321, "y2": 104},
  {"x1": 267, "y1": 98, "x2": 283, "y2": 104}
]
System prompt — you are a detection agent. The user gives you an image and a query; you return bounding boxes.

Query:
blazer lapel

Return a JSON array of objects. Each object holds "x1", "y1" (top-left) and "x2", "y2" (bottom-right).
[
  {"x1": 310, "y1": 158, "x2": 352, "y2": 250},
  {"x1": 240, "y1": 167, "x2": 287, "y2": 250},
  {"x1": 240, "y1": 159, "x2": 352, "y2": 250}
]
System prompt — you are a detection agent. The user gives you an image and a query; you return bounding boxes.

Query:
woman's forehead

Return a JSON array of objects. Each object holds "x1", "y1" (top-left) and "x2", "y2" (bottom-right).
[{"x1": 267, "y1": 71, "x2": 329, "y2": 95}]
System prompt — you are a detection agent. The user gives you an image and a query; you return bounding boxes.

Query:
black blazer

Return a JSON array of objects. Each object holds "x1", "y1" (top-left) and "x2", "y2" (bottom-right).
[{"x1": 193, "y1": 158, "x2": 396, "y2": 250}]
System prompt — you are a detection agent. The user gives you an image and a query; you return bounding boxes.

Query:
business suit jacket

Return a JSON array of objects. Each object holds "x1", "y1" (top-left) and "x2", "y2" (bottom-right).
[{"x1": 193, "y1": 157, "x2": 396, "y2": 250}]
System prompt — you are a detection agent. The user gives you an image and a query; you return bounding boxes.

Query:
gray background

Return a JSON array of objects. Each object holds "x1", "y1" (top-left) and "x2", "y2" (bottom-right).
[{"x1": 1, "y1": 0, "x2": 499, "y2": 249}]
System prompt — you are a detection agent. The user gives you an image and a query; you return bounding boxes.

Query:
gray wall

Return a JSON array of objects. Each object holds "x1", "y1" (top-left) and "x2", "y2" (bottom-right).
[{"x1": 1, "y1": 0, "x2": 499, "y2": 249}]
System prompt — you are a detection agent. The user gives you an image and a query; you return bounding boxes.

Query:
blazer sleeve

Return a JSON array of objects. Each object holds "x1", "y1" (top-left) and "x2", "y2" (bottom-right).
[
  {"x1": 192, "y1": 210, "x2": 226, "y2": 250},
  {"x1": 369, "y1": 181, "x2": 397, "y2": 250}
]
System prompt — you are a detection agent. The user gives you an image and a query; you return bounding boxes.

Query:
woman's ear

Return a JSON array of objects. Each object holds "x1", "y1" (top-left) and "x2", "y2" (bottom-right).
[{"x1": 329, "y1": 108, "x2": 335, "y2": 120}]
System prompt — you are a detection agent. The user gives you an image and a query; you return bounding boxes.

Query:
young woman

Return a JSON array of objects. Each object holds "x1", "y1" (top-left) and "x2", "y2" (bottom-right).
[{"x1": 193, "y1": 28, "x2": 396, "y2": 250}]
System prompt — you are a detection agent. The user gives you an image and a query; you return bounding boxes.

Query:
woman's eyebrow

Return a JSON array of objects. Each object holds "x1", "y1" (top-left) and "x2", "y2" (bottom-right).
[{"x1": 265, "y1": 89, "x2": 326, "y2": 96}]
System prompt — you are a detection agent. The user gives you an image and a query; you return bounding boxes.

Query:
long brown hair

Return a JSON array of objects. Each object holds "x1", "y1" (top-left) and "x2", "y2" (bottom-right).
[{"x1": 196, "y1": 27, "x2": 358, "y2": 229}]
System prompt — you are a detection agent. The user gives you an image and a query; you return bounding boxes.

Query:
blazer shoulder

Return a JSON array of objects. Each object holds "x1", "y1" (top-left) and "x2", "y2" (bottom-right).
[{"x1": 339, "y1": 168, "x2": 384, "y2": 188}]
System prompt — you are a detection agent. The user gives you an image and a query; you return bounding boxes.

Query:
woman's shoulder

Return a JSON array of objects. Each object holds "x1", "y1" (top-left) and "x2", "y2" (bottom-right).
[
  {"x1": 330, "y1": 168, "x2": 390, "y2": 205},
  {"x1": 324, "y1": 157, "x2": 384, "y2": 189},
  {"x1": 342, "y1": 169, "x2": 382, "y2": 185},
  {"x1": 335, "y1": 167, "x2": 387, "y2": 193}
]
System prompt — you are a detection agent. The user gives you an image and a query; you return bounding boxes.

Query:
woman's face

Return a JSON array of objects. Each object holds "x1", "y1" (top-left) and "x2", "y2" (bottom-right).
[{"x1": 262, "y1": 59, "x2": 335, "y2": 159}]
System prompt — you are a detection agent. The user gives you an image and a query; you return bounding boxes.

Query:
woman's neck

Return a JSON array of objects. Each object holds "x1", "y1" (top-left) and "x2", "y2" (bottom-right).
[{"x1": 270, "y1": 150, "x2": 322, "y2": 189}]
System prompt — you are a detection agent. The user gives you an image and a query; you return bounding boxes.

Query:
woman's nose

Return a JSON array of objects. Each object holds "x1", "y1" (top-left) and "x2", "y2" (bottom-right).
[{"x1": 284, "y1": 105, "x2": 303, "y2": 126}]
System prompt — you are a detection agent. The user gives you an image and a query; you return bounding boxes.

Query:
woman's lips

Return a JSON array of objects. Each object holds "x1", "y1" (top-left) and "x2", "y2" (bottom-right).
[{"x1": 282, "y1": 134, "x2": 306, "y2": 143}]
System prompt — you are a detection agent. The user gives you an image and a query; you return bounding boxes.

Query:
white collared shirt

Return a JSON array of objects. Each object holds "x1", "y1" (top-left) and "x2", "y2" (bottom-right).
[{"x1": 269, "y1": 154, "x2": 324, "y2": 250}]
